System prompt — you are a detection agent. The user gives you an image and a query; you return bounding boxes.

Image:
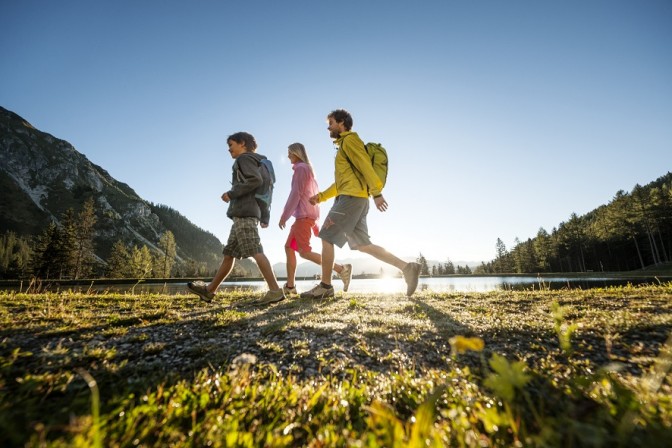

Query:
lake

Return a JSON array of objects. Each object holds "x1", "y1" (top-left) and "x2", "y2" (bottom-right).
[{"x1": 5, "y1": 275, "x2": 670, "y2": 295}]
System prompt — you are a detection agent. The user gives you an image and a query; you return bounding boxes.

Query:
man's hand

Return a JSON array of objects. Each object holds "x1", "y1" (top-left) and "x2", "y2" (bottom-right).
[
  {"x1": 221, "y1": 192, "x2": 231, "y2": 203},
  {"x1": 261, "y1": 222, "x2": 268, "y2": 229},
  {"x1": 374, "y1": 195, "x2": 388, "y2": 212},
  {"x1": 309, "y1": 194, "x2": 319, "y2": 205}
]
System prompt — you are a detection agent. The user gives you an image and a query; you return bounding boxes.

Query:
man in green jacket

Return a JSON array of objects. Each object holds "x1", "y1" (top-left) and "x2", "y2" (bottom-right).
[{"x1": 300, "y1": 109, "x2": 421, "y2": 299}]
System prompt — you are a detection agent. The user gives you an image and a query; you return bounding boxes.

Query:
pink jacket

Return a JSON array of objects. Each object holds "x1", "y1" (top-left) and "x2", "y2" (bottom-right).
[{"x1": 280, "y1": 162, "x2": 320, "y2": 223}]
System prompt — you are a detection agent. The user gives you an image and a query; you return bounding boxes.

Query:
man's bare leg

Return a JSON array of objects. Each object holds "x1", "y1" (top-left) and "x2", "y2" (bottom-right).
[
  {"x1": 356, "y1": 243, "x2": 407, "y2": 271},
  {"x1": 320, "y1": 240, "x2": 335, "y2": 286}
]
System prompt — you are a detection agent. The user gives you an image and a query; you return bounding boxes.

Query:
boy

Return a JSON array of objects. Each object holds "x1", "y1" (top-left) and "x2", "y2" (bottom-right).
[{"x1": 187, "y1": 132, "x2": 284, "y2": 305}]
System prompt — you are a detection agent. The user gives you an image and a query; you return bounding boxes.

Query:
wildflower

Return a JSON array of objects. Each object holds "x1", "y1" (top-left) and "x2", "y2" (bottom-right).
[{"x1": 449, "y1": 335, "x2": 485, "y2": 354}]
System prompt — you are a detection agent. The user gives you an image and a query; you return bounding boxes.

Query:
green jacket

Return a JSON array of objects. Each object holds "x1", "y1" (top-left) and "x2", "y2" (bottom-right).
[{"x1": 317, "y1": 131, "x2": 383, "y2": 202}]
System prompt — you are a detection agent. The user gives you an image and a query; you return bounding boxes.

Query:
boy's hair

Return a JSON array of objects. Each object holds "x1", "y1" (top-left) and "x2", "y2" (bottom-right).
[
  {"x1": 328, "y1": 109, "x2": 353, "y2": 131},
  {"x1": 288, "y1": 142, "x2": 311, "y2": 165},
  {"x1": 228, "y1": 132, "x2": 258, "y2": 152}
]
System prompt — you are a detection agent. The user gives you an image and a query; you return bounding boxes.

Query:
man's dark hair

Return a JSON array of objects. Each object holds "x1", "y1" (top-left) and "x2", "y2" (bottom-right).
[
  {"x1": 227, "y1": 132, "x2": 258, "y2": 152},
  {"x1": 328, "y1": 109, "x2": 353, "y2": 131}
]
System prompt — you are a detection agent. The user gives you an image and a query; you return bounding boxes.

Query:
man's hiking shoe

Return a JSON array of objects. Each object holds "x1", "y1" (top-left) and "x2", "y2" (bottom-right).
[
  {"x1": 187, "y1": 281, "x2": 215, "y2": 303},
  {"x1": 250, "y1": 289, "x2": 285, "y2": 306},
  {"x1": 282, "y1": 283, "x2": 297, "y2": 296},
  {"x1": 402, "y1": 262, "x2": 421, "y2": 297},
  {"x1": 339, "y1": 264, "x2": 352, "y2": 292},
  {"x1": 300, "y1": 283, "x2": 334, "y2": 299}
]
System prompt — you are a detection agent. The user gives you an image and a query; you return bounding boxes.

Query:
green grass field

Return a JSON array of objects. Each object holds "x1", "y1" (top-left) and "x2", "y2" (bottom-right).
[{"x1": 1, "y1": 284, "x2": 671, "y2": 447}]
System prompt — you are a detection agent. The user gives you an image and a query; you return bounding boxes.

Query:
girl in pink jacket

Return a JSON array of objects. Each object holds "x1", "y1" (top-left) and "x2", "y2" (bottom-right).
[{"x1": 279, "y1": 143, "x2": 352, "y2": 295}]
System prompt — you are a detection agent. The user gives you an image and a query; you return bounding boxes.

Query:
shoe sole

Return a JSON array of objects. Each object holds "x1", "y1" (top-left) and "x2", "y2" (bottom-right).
[
  {"x1": 300, "y1": 292, "x2": 335, "y2": 299},
  {"x1": 340, "y1": 265, "x2": 352, "y2": 292},
  {"x1": 404, "y1": 265, "x2": 421, "y2": 296},
  {"x1": 187, "y1": 285, "x2": 213, "y2": 303}
]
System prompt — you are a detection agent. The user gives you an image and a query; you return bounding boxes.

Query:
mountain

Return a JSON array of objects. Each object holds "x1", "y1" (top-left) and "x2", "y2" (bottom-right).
[{"x1": 0, "y1": 106, "x2": 223, "y2": 273}]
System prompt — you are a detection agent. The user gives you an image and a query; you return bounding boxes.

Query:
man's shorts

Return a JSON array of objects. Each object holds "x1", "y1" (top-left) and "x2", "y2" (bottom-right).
[
  {"x1": 318, "y1": 195, "x2": 371, "y2": 249},
  {"x1": 223, "y1": 217, "x2": 263, "y2": 259},
  {"x1": 285, "y1": 217, "x2": 319, "y2": 253}
]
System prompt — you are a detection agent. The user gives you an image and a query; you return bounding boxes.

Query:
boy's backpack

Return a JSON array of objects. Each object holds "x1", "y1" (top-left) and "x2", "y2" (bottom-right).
[{"x1": 255, "y1": 158, "x2": 276, "y2": 208}]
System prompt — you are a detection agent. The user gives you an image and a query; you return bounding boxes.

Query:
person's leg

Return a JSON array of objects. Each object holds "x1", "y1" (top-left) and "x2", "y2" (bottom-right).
[
  {"x1": 285, "y1": 246, "x2": 297, "y2": 288},
  {"x1": 301, "y1": 197, "x2": 361, "y2": 299},
  {"x1": 298, "y1": 250, "x2": 345, "y2": 273},
  {"x1": 233, "y1": 217, "x2": 283, "y2": 297},
  {"x1": 347, "y1": 202, "x2": 421, "y2": 296},
  {"x1": 208, "y1": 255, "x2": 235, "y2": 293},
  {"x1": 252, "y1": 252, "x2": 280, "y2": 291},
  {"x1": 298, "y1": 249, "x2": 351, "y2": 291},
  {"x1": 321, "y1": 239, "x2": 335, "y2": 286},
  {"x1": 188, "y1": 223, "x2": 241, "y2": 302},
  {"x1": 298, "y1": 250, "x2": 320, "y2": 264},
  {"x1": 356, "y1": 244, "x2": 407, "y2": 271},
  {"x1": 354, "y1": 243, "x2": 420, "y2": 296}
]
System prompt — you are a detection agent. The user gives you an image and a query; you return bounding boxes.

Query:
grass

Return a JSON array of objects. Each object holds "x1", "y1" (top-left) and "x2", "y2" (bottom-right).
[{"x1": 0, "y1": 284, "x2": 671, "y2": 446}]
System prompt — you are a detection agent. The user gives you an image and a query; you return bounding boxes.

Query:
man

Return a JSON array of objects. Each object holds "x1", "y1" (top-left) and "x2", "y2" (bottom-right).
[
  {"x1": 300, "y1": 109, "x2": 420, "y2": 299},
  {"x1": 187, "y1": 132, "x2": 284, "y2": 305}
]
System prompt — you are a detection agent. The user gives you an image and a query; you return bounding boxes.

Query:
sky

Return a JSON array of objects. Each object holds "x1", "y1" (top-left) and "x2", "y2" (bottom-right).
[{"x1": 2, "y1": 0, "x2": 671, "y2": 269}]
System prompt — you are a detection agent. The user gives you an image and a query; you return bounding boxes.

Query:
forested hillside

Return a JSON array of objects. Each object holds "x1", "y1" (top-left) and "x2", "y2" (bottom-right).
[
  {"x1": 0, "y1": 106, "x2": 227, "y2": 279},
  {"x1": 479, "y1": 172, "x2": 672, "y2": 273}
]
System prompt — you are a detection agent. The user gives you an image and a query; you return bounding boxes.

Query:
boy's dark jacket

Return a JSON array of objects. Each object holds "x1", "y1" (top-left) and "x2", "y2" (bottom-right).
[{"x1": 226, "y1": 152, "x2": 270, "y2": 225}]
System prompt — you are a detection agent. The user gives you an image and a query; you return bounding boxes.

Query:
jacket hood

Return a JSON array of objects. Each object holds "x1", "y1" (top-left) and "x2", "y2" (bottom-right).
[{"x1": 238, "y1": 151, "x2": 266, "y2": 163}]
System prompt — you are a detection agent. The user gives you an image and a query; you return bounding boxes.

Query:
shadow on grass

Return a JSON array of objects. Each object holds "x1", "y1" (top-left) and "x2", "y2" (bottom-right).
[{"x1": 1, "y1": 286, "x2": 671, "y2": 446}]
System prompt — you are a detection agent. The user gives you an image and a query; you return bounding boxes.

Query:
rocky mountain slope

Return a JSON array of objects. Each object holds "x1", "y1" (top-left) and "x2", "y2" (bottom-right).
[{"x1": 0, "y1": 106, "x2": 223, "y2": 273}]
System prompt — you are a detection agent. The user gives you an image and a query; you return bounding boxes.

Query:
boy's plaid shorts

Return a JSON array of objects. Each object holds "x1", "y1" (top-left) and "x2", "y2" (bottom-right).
[{"x1": 223, "y1": 217, "x2": 263, "y2": 259}]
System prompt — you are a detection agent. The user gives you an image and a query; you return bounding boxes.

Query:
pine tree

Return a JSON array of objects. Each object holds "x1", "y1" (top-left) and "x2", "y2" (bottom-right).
[
  {"x1": 130, "y1": 245, "x2": 153, "y2": 279},
  {"x1": 533, "y1": 228, "x2": 553, "y2": 272},
  {"x1": 417, "y1": 253, "x2": 430, "y2": 276},
  {"x1": 107, "y1": 240, "x2": 130, "y2": 278},
  {"x1": 0, "y1": 231, "x2": 32, "y2": 279},
  {"x1": 59, "y1": 209, "x2": 79, "y2": 278},
  {"x1": 157, "y1": 230, "x2": 176, "y2": 278},
  {"x1": 494, "y1": 238, "x2": 511, "y2": 273},
  {"x1": 31, "y1": 222, "x2": 69, "y2": 279},
  {"x1": 72, "y1": 198, "x2": 97, "y2": 279}
]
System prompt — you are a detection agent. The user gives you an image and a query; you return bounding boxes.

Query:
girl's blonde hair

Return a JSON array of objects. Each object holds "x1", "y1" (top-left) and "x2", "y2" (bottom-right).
[{"x1": 288, "y1": 142, "x2": 311, "y2": 165}]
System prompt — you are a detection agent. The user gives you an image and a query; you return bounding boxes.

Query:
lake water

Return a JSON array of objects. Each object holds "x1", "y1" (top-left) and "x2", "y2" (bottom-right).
[{"x1": 6, "y1": 275, "x2": 670, "y2": 295}]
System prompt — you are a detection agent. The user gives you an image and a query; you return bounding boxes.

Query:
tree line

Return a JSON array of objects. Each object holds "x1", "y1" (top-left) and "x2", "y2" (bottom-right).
[
  {"x1": 476, "y1": 172, "x2": 672, "y2": 274},
  {"x1": 0, "y1": 198, "x2": 211, "y2": 280},
  {"x1": 416, "y1": 253, "x2": 473, "y2": 276},
  {"x1": 3, "y1": 173, "x2": 670, "y2": 279}
]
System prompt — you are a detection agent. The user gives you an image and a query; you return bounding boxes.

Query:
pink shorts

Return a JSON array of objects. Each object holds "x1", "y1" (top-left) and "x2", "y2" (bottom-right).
[{"x1": 285, "y1": 218, "x2": 319, "y2": 253}]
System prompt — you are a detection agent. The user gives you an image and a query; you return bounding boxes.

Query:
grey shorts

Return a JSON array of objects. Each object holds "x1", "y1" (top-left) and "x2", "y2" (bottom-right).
[
  {"x1": 318, "y1": 195, "x2": 371, "y2": 249},
  {"x1": 223, "y1": 217, "x2": 264, "y2": 259}
]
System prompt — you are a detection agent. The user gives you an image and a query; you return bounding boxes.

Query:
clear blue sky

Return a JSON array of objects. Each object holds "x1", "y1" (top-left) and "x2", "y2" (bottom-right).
[{"x1": 2, "y1": 0, "x2": 671, "y2": 268}]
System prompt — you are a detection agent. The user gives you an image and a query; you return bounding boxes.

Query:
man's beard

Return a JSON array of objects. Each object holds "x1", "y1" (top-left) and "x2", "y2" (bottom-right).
[{"x1": 330, "y1": 130, "x2": 340, "y2": 139}]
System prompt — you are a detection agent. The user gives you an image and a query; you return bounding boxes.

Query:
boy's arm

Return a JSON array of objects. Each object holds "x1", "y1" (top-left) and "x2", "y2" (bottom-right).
[{"x1": 258, "y1": 200, "x2": 270, "y2": 227}]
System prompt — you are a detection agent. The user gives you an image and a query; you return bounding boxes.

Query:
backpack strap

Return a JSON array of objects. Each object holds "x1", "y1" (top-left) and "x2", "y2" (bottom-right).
[{"x1": 339, "y1": 134, "x2": 367, "y2": 190}]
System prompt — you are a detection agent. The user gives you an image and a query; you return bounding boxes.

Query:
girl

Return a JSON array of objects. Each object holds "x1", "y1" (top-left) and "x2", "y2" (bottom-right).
[{"x1": 279, "y1": 142, "x2": 351, "y2": 295}]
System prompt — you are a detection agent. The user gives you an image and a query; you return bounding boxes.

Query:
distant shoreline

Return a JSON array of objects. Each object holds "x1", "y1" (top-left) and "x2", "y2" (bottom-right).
[{"x1": 2, "y1": 270, "x2": 671, "y2": 288}]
